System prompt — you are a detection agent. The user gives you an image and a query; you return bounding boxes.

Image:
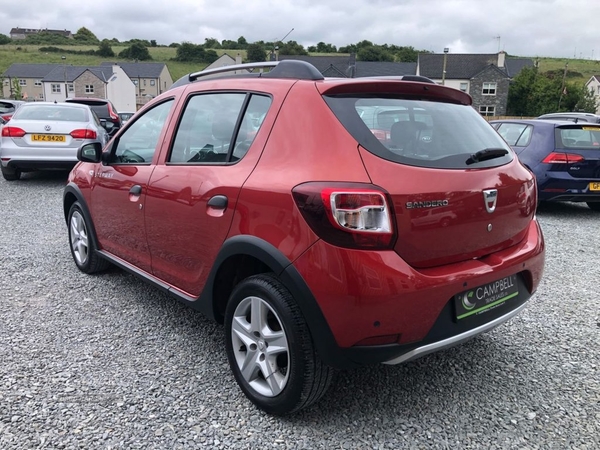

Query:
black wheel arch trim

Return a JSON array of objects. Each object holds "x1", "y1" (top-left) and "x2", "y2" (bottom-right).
[
  {"x1": 196, "y1": 235, "x2": 354, "y2": 368},
  {"x1": 63, "y1": 183, "x2": 102, "y2": 252}
]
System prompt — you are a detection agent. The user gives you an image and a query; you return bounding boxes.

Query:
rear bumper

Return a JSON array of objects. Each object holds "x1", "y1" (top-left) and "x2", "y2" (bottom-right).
[
  {"x1": 291, "y1": 218, "x2": 545, "y2": 367},
  {"x1": 538, "y1": 171, "x2": 600, "y2": 202},
  {"x1": 3, "y1": 159, "x2": 77, "y2": 170}
]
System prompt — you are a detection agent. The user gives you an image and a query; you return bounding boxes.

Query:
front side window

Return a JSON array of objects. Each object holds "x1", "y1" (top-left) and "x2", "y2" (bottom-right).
[
  {"x1": 51, "y1": 84, "x2": 61, "y2": 93},
  {"x1": 85, "y1": 85, "x2": 94, "y2": 94},
  {"x1": 111, "y1": 99, "x2": 174, "y2": 164},
  {"x1": 482, "y1": 82, "x2": 497, "y2": 95},
  {"x1": 479, "y1": 105, "x2": 495, "y2": 116},
  {"x1": 326, "y1": 95, "x2": 512, "y2": 169},
  {"x1": 168, "y1": 93, "x2": 271, "y2": 164}
]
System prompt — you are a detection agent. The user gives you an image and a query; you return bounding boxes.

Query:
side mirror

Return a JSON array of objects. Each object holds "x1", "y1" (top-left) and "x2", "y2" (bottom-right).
[{"x1": 77, "y1": 142, "x2": 103, "y2": 163}]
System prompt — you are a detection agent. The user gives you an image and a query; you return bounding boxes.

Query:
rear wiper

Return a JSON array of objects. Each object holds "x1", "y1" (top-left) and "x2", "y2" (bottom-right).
[{"x1": 466, "y1": 148, "x2": 509, "y2": 165}]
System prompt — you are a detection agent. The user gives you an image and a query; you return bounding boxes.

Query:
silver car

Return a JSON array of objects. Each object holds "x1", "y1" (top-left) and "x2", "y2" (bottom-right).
[{"x1": 0, "y1": 102, "x2": 109, "y2": 181}]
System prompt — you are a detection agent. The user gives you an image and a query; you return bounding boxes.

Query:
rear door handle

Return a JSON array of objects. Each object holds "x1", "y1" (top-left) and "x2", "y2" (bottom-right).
[
  {"x1": 207, "y1": 195, "x2": 228, "y2": 210},
  {"x1": 130, "y1": 185, "x2": 142, "y2": 196}
]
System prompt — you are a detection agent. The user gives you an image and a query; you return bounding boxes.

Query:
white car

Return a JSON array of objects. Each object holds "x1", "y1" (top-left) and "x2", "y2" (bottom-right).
[{"x1": 0, "y1": 102, "x2": 109, "y2": 181}]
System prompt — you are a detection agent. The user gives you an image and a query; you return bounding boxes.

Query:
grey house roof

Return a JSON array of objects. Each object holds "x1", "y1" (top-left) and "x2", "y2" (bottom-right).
[
  {"x1": 41, "y1": 66, "x2": 114, "y2": 83},
  {"x1": 278, "y1": 55, "x2": 416, "y2": 78},
  {"x1": 2, "y1": 63, "x2": 58, "y2": 78},
  {"x1": 353, "y1": 61, "x2": 417, "y2": 77},
  {"x1": 418, "y1": 53, "x2": 533, "y2": 79},
  {"x1": 100, "y1": 62, "x2": 167, "y2": 78}
]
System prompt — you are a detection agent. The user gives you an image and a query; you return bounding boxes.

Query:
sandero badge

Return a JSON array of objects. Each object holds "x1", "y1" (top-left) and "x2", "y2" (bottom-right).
[{"x1": 455, "y1": 275, "x2": 520, "y2": 320}]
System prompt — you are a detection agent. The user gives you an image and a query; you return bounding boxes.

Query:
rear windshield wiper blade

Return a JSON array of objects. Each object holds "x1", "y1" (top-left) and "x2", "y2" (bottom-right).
[{"x1": 466, "y1": 148, "x2": 509, "y2": 165}]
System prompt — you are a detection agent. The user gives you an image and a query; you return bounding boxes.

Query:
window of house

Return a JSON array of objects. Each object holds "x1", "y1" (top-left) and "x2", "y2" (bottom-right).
[
  {"x1": 482, "y1": 82, "x2": 497, "y2": 95},
  {"x1": 3, "y1": 80, "x2": 8, "y2": 86},
  {"x1": 150, "y1": 80, "x2": 156, "y2": 86},
  {"x1": 460, "y1": 82, "x2": 468, "y2": 92},
  {"x1": 143, "y1": 80, "x2": 147, "y2": 86},
  {"x1": 479, "y1": 105, "x2": 495, "y2": 116},
  {"x1": 85, "y1": 85, "x2": 94, "y2": 94},
  {"x1": 38, "y1": 93, "x2": 44, "y2": 100},
  {"x1": 68, "y1": 84, "x2": 74, "y2": 92},
  {"x1": 597, "y1": 86, "x2": 600, "y2": 95},
  {"x1": 133, "y1": 79, "x2": 138, "y2": 86},
  {"x1": 51, "y1": 84, "x2": 61, "y2": 93},
  {"x1": 19, "y1": 79, "x2": 27, "y2": 86},
  {"x1": 34, "y1": 79, "x2": 42, "y2": 86}
]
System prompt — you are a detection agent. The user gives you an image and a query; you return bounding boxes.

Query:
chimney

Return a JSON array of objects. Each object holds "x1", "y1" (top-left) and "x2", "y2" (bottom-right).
[
  {"x1": 497, "y1": 51, "x2": 506, "y2": 68},
  {"x1": 235, "y1": 53, "x2": 242, "y2": 65}
]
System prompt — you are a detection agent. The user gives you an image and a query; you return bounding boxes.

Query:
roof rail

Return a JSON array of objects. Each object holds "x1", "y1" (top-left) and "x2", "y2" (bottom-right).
[{"x1": 170, "y1": 60, "x2": 324, "y2": 90}]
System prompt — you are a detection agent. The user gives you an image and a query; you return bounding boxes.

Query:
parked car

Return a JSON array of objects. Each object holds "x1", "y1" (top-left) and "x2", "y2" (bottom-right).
[
  {"x1": 491, "y1": 118, "x2": 600, "y2": 210},
  {"x1": 537, "y1": 112, "x2": 600, "y2": 124},
  {"x1": 64, "y1": 98, "x2": 121, "y2": 136},
  {"x1": 1, "y1": 102, "x2": 109, "y2": 181},
  {"x1": 63, "y1": 60, "x2": 545, "y2": 415},
  {"x1": 0, "y1": 99, "x2": 25, "y2": 122},
  {"x1": 118, "y1": 111, "x2": 136, "y2": 124}
]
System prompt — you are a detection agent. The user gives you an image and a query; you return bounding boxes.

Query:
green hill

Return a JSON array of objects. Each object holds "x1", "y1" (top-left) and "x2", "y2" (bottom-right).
[{"x1": 1, "y1": 44, "x2": 598, "y2": 83}]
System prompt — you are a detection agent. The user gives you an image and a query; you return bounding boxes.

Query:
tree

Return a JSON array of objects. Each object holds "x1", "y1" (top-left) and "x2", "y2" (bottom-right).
[
  {"x1": 150, "y1": 40, "x2": 157, "y2": 47},
  {"x1": 173, "y1": 42, "x2": 218, "y2": 63},
  {"x1": 277, "y1": 40, "x2": 307, "y2": 56},
  {"x1": 119, "y1": 42, "x2": 152, "y2": 61},
  {"x1": 246, "y1": 43, "x2": 266, "y2": 62},
  {"x1": 308, "y1": 41, "x2": 337, "y2": 53},
  {"x1": 507, "y1": 66, "x2": 597, "y2": 116},
  {"x1": 11, "y1": 78, "x2": 22, "y2": 100},
  {"x1": 204, "y1": 37, "x2": 221, "y2": 49},
  {"x1": 73, "y1": 27, "x2": 99, "y2": 44},
  {"x1": 237, "y1": 36, "x2": 248, "y2": 48},
  {"x1": 97, "y1": 39, "x2": 115, "y2": 57},
  {"x1": 357, "y1": 46, "x2": 394, "y2": 62},
  {"x1": 0, "y1": 33, "x2": 11, "y2": 45}
]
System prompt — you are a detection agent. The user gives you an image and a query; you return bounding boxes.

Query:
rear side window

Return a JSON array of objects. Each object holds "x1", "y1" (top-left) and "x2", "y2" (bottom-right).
[
  {"x1": 496, "y1": 123, "x2": 532, "y2": 146},
  {"x1": 557, "y1": 126, "x2": 600, "y2": 148},
  {"x1": 325, "y1": 96, "x2": 513, "y2": 169}
]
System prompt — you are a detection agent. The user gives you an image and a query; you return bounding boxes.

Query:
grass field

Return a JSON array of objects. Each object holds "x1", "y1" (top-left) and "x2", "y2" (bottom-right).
[{"x1": 1, "y1": 44, "x2": 599, "y2": 83}]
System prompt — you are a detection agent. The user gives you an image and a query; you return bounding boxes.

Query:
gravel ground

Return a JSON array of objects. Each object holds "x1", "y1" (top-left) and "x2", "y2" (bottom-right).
[{"x1": 0, "y1": 171, "x2": 598, "y2": 450}]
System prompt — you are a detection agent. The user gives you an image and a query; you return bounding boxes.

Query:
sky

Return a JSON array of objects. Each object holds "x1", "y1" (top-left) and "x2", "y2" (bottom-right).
[{"x1": 1, "y1": 0, "x2": 598, "y2": 59}]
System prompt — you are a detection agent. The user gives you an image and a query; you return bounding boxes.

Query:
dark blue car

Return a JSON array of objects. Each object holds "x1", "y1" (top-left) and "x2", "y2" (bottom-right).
[{"x1": 490, "y1": 119, "x2": 600, "y2": 211}]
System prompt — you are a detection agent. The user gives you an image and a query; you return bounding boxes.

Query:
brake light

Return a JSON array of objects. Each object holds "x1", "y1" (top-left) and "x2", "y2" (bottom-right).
[
  {"x1": 1, "y1": 127, "x2": 26, "y2": 138},
  {"x1": 292, "y1": 182, "x2": 396, "y2": 249},
  {"x1": 70, "y1": 129, "x2": 97, "y2": 139},
  {"x1": 542, "y1": 152, "x2": 584, "y2": 164}
]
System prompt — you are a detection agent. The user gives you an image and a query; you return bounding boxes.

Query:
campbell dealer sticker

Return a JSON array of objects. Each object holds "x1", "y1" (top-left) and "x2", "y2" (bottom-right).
[{"x1": 454, "y1": 275, "x2": 519, "y2": 320}]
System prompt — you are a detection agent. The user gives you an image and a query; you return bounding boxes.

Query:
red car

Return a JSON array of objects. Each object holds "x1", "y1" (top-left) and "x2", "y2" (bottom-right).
[{"x1": 63, "y1": 61, "x2": 545, "y2": 415}]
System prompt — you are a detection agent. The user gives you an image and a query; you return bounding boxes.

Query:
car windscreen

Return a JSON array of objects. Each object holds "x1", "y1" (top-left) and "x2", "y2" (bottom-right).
[{"x1": 325, "y1": 96, "x2": 514, "y2": 169}]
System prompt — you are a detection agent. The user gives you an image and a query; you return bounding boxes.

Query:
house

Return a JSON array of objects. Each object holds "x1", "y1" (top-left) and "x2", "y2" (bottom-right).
[
  {"x1": 100, "y1": 62, "x2": 173, "y2": 107},
  {"x1": 2, "y1": 64, "x2": 57, "y2": 100},
  {"x1": 41, "y1": 65, "x2": 136, "y2": 112},
  {"x1": 1, "y1": 63, "x2": 136, "y2": 112},
  {"x1": 417, "y1": 51, "x2": 534, "y2": 116},
  {"x1": 585, "y1": 75, "x2": 600, "y2": 114},
  {"x1": 10, "y1": 27, "x2": 73, "y2": 40}
]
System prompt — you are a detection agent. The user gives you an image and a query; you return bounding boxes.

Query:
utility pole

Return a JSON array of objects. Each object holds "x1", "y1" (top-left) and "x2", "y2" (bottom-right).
[
  {"x1": 558, "y1": 62, "x2": 568, "y2": 110},
  {"x1": 441, "y1": 48, "x2": 449, "y2": 85}
]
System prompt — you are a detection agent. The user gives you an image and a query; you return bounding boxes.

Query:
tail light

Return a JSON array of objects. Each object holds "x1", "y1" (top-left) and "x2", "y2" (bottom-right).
[
  {"x1": 542, "y1": 152, "x2": 584, "y2": 164},
  {"x1": 292, "y1": 182, "x2": 396, "y2": 249},
  {"x1": 1, "y1": 127, "x2": 26, "y2": 137},
  {"x1": 70, "y1": 129, "x2": 97, "y2": 139}
]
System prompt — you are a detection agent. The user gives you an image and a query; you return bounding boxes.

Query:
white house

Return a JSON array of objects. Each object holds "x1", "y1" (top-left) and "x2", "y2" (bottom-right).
[{"x1": 585, "y1": 75, "x2": 600, "y2": 114}]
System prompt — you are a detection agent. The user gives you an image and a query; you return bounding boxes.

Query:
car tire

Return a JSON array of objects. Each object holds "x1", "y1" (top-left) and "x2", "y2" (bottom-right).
[
  {"x1": 67, "y1": 202, "x2": 110, "y2": 274},
  {"x1": 586, "y1": 202, "x2": 600, "y2": 212},
  {"x1": 1, "y1": 165, "x2": 21, "y2": 181},
  {"x1": 224, "y1": 273, "x2": 333, "y2": 415}
]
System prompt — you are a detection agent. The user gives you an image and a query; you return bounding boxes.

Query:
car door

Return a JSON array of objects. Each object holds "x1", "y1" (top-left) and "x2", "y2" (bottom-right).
[
  {"x1": 90, "y1": 99, "x2": 175, "y2": 272},
  {"x1": 144, "y1": 92, "x2": 272, "y2": 296}
]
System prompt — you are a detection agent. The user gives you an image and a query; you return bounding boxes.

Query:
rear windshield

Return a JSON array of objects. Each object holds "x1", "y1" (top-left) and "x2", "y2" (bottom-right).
[
  {"x1": 89, "y1": 105, "x2": 110, "y2": 119},
  {"x1": 13, "y1": 105, "x2": 88, "y2": 122},
  {"x1": 557, "y1": 125, "x2": 600, "y2": 149},
  {"x1": 324, "y1": 96, "x2": 514, "y2": 169}
]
